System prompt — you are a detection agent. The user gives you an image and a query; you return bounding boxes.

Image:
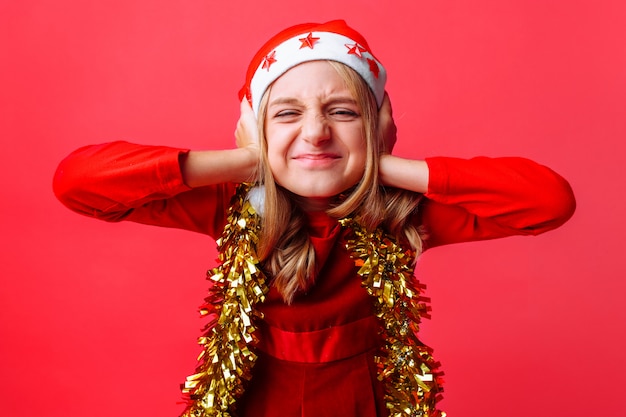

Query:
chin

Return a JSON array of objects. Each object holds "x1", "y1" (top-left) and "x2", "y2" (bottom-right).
[
  {"x1": 278, "y1": 184, "x2": 343, "y2": 207},
  {"x1": 294, "y1": 187, "x2": 347, "y2": 199}
]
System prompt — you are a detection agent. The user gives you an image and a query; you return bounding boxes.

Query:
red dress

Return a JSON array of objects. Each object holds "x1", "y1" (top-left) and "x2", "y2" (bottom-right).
[{"x1": 53, "y1": 141, "x2": 575, "y2": 416}]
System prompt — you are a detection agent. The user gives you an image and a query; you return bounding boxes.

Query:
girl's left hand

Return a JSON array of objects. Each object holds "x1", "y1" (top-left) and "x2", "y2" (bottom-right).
[{"x1": 378, "y1": 93, "x2": 397, "y2": 154}]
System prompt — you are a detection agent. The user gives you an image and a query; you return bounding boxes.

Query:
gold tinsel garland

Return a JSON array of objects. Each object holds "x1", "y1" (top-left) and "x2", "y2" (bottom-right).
[
  {"x1": 181, "y1": 185, "x2": 268, "y2": 416},
  {"x1": 339, "y1": 218, "x2": 445, "y2": 417},
  {"x1": 180, "y1": 184, "x2": 445, "y2": 417}
]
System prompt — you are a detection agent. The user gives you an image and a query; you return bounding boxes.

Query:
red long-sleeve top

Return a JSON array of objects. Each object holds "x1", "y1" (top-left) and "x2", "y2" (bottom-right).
[
  {"x1": 53, "y1": 141, "x2": 575, "y2": 417},
  {"x1": 53, "y1": 141, "x2": 574, "y2": 243}
]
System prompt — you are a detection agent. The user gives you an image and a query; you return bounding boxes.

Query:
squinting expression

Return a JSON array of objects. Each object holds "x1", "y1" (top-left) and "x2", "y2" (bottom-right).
[{"x1": 264, "y1": 61, "x2": 367, "y2": 210}]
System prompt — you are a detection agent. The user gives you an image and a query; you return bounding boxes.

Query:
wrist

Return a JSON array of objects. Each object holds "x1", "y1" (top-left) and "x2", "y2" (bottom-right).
[{"x1": 379, "y1": 154, "x2": 429, "y2": 193}]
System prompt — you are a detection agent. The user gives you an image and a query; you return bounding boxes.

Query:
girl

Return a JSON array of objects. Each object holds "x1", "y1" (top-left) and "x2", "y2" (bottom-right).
[{"x1": 53, "y1": 20, "x2": 575, "y2": 417}]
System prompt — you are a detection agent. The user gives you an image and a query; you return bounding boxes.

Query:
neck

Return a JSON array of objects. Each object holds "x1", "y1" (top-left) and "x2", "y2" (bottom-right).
[{"x1": 285, "y1": 189, "x2": 337, "y2": 212}]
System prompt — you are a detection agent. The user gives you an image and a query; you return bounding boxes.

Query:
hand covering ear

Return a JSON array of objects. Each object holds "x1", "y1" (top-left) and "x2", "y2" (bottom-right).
[
  {"x1": 378, "y1": 93, "x2": 397, "y2": 154},
  {"x1": 235, "y1": 98, "x2": 260, "y2": 151}
]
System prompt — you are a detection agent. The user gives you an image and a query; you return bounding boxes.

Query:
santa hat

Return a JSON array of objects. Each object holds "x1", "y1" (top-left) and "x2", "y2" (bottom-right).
[{"x1": 239, "y1": 20, "x2": 387, "y2": 115}]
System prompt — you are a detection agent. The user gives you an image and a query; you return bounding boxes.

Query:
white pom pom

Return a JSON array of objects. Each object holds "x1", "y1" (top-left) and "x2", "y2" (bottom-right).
[{"x1": 246, "y1": 185, "x2": 265, "y2": 217}]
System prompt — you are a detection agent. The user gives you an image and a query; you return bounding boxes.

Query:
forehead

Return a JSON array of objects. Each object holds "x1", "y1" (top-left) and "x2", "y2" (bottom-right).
[{"x1": 268, "y1": 61, "x2": 353, "y2": 102}]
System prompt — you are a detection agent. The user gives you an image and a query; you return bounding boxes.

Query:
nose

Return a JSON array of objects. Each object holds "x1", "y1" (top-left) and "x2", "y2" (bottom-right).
[{"x1": 301, "y1": 112, "x2": 330, "y2": 145}]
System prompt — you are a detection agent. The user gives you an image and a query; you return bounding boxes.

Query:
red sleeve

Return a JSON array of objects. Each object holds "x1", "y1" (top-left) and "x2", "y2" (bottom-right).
[
  {"x1": 52, "y1": 141, "x2": 235, "y2": 238},
  {"x1": 419, "y1": 156, "x2": 576, "y2": 249}
]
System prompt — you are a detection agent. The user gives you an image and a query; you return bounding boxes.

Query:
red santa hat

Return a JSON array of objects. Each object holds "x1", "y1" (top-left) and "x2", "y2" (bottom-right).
[{"x1": 239, "y1": 20, "x2": 387, "y2": 115}]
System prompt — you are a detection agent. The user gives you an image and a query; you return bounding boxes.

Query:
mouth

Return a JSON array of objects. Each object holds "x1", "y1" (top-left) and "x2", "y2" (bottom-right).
[
  {"x1": 292, "y1": 153, "x2": 341, "y2": 167},
  {"x1": 293, "y1": 153, "x2": 340, "y2": 160}
]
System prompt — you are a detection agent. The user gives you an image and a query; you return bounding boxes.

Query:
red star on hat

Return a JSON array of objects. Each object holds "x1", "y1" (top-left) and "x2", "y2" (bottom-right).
[
  {"x1": 262, "y1": 50, "x2": 277, "y2": 71},
  {"x1": 367, "y1": 58, "x2": 380, "y2": 78},
  {"x1": 299, "y1": 32, "x2": 320, "y2": 49},
  {"x1": 345, "y1": 43, "x2": 367, "y2": 58}
]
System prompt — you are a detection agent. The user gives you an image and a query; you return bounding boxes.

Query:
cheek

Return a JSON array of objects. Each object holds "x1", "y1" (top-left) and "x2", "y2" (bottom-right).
[
  {"x1": 265, "y1": 137, "x2": 285, "y2": 165},
  {"x1": 266, "y1": 153, "x2": 282, "y2": 176},
  {"x1": 350, "y1": 136, "x2": 369, "y2": 165},
  {"x1": 265, "y1": 125, "x2": 289, "y2": 156},
  {"x1": 351, "y1": 160, "x2": 367, "y2": 183},
  {"x1": 349, "y1": 140, "x2": 370, "y2": 181},
  {"x1": 264, "y1": 142, "x2": 288, "y2": 185}
]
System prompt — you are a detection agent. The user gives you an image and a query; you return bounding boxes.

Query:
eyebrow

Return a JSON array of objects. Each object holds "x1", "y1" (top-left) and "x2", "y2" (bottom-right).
[
  {"x1": 268, "y1": 97, "x2": 300, "y2": 107},
  {"x1": 268, "y1": 96, "x2": 358, "y2": 108}
]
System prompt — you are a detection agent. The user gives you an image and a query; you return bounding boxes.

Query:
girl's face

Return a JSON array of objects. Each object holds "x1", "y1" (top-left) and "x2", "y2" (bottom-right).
[{"x1": 264, "y1": 61, "x2": 367, "y2": 210}]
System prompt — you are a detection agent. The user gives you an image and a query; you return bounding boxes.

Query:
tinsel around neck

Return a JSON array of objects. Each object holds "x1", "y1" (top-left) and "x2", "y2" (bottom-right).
[{"x1": 180, "y1": 183, "x2": 445, "y2": 417}]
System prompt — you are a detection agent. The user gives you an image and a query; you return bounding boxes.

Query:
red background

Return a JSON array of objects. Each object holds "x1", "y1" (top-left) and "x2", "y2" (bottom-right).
[{"x1": 2, "y1": 1, "x2": 625, "y2": 416}]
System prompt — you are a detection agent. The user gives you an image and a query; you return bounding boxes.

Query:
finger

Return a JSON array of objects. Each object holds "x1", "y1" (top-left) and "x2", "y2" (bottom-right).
[
  {"x1": 378, "y1": 93, "x2": 394, "y2": 132},
  {"x1": 379, "y1": 92, "x2": 392, "y2": 116},
  {"x1": 235, "y1": 97, "x2": 259, "y2": 148},
  {"x1": 240, "y1": 96, "x2": 254, "y2": 115}
]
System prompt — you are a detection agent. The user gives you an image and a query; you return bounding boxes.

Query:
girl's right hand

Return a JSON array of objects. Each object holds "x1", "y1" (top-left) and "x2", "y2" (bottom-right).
[
  {"x1": 180, "y1": 99, "x2": 261, "y2": 188},
  {"x1": 235, "y1": 98, "x2": 261, "y2": 155}
]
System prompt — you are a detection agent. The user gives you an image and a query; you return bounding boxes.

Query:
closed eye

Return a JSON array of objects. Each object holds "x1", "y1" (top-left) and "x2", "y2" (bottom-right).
[
  {"x1": 273, "y1": 109, "x2": 301, "y2": 120},
  {"x1": 276, "y1": 110, "x2": 298, "y2": 116},
  {"x1": 329, "y1": 108, "x2": 360, "y2": 120}
]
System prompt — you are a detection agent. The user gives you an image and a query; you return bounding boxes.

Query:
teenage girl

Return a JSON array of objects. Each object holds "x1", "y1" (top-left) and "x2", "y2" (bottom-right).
[{"x1": 54, "y1": 20, "x2": 575, "y2": 417}]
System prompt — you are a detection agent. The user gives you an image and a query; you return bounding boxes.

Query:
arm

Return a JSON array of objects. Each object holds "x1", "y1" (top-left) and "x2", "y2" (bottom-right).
[
  {"x1": 382, "y1": 154, "x2": 576, "y2": 248},
  {"x1": 379, "y1": 154, "x2": 429, "y2": 193},
  {"x1": 53, "y1": 141, "x2": 254, "y2": 236},
  {"x1": 179, "y1": 97, "x2": 261, "y2": 188},
  {"x1": 376, "y1": 97, "x2": 575, "y2": 248},
  {"x1": 376, "y1": 94, "x2": 430, "y2": 195},
  {"x1": 53, "y1": 101, "x2": 261, "y2": 235}
]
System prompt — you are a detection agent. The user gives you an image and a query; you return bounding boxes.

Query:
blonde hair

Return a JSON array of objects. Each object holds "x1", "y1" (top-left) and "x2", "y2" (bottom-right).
[{"x1": 255, "y1": 61, "x2": 424, "y2": 304}]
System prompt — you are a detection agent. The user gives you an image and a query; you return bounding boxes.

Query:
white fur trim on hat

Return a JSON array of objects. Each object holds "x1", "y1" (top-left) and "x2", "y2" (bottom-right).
[{"x1": 249, "y1": 31, "x2": 386, "y2": 115}]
